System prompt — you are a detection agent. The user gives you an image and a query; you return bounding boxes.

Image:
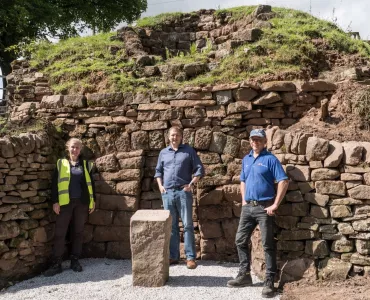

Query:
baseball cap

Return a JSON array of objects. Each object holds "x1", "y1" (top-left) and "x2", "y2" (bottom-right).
[{"x1": 249, "y1": 129, "x2": 266, "y2": 138}]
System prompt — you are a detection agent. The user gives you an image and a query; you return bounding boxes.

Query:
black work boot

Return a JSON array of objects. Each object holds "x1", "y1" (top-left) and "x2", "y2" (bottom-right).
[
  {"x1": 262, "y1": 276, "x2": 275, "y2": 298},
  {"x1": 227, "y1": 270, "x2": 253, "y2": 288},
  {"x1": 70, "y1": 256, "x2": 83, "y2": 272},
  {"x1": 44, "y1": 258, "x2": 62, "y2": 277}
]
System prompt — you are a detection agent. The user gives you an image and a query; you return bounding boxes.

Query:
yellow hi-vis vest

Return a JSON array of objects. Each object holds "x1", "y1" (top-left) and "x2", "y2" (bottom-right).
[{"x1": 57, "y1": 158, "x2": 94, "y2": 209}]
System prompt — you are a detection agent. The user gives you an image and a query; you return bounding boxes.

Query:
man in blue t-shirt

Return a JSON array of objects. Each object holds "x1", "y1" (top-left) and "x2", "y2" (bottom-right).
[{"x1": 227, "y1": 129, "x2": 289, "y2": 298}]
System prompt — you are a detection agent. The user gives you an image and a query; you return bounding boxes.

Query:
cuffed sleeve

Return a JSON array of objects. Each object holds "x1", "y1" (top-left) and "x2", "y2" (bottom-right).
[
  {"x1": 191, "y1": 149, "x2": 204, "y2": 177},
  {"x1": 154, "y1": 151, "x2": 163, "y2": 179}
]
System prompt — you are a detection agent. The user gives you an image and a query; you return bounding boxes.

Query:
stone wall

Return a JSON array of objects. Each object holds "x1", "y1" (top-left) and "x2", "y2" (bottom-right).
[
  {"x1": 0, "y1": 132, "x2": 55, "y2": 282},
  {"x1": 3, "y1": 60, "x2": 370, "y2": 285}
]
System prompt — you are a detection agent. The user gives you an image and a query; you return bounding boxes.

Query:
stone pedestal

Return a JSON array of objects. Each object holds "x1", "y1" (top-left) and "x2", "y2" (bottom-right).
[{"x1": 130, "y1": 209, "x2": 172, "y2": 287}]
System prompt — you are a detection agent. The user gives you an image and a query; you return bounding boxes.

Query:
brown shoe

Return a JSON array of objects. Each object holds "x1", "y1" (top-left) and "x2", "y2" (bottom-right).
[
  {"x1": 186, "y1": 260, "x2": 197, "y2": 269},
  {"x1": 169, "y1": 259, "x2": 179, "y2": 265}
]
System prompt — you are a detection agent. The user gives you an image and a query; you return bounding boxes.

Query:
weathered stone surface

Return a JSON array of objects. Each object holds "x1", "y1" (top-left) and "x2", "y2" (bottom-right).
[
  {"x1": 197, "y1": 183, "x2": 222, "y2": 204},
  {"x1": 63, "y1": 95, "x2": 86, "y2": 108},
  {"x1": 305, "y1": 240, "x2": 329, "y2": 256},
  {"x1": 279, "y1": 258, "x2": 316, "y2": 284},
  {"x1": 280, "y1": 230, "x2": 316, "y2": 240},
  {"x1": 199, "y1": 220, "x2": 223, "y2": 238},
  {"x1": 341, "y1": 173, "x2": 363, "y2": 181},
  {"x1": 350, "y1": 253, "x2": 370, "y2": 266},
  {"x1": 285, "y1": 191, "x2": 303, "y2": 202},
  {"x1": 99, "y1": 195, "x2": 138, "y2": 211},
  {"x1": 131, "y1": 210, "x2": 171, "y2": 287},
  {"x1": 324, "y1": 141, "x2": 343, "y2": 168},
  {"x1": 194, "y1": 128, "x2": 212, "y2": 150},
  {"x1": 286, "y1": 165, "x2": 310, "y2": 182},
  {"x1": 253, "y1": 92, "x2": 281, "y2": 105},
  {"x1": 100, "y1": 169, "x2": 141, "y2": 181},
  {"x1": 353, "y1": 219, "x2": 370, "y2": 231},
  {"x1": 95, "y1": 154, "x2": 119, "y2": 172},
  {"x1": 310, "y1": 205, "x2": 329, "y2": 219},
  {"x1": 86, "y1": 92, "x2": 123, "y2": 107},
  {"x1": 40, "y1": 95, "x2": 63, "y2": 109},
  {"x1": 227, "y1": 101, "x2": 252, "y2": 114},
  {"x1": 233, "y1": 88, "x2": 258, "y2": 101},
  {"x1": 304, "y1": 193, "x2": 329, "y2": 207},
  {"x1": 277, "y1": 241, "x2": 304, "y2": 251},
  {"x1": 315, "y1": 181, "x2": 346, "y2": 196},
  {"x1": 331, "y1": 239, "x2": 353, "y2": 253},
  {"x1": 348, "y1": 185, "x2": 370, "y2": 200},
  {"x1": 0, "y1": 221, "x2": 20, "y2": 240},
  {"x1": 330, "y1": 205, "x2": 352, "y2": 218},
  {"x1": 338, "y1": 223, "x2": 355, "y2": 235},
  {"x1": 131, "y1": 131, "x2": 149, "y2": 150},
  {"x1": 223, "y1": 135, "x2": 240, "y2": 157},
  {"x1": 319, "y1": 258, "x2": 351, "y2": 280},
  {"x1": 343, "y1": 142, "x2": 364, "y2": 166},
  {"x1": 261, "y1": 81, "x2": 296, "y2": 92},
  {"x1": 311, "y1": 168, "x2": 340, "y2": 181},
  {"x1": 356, "y1": 240, "x2": 370, "y2": 255},
  {"x1": 306, "y1": 137, "x2": 329, "y2": 161},
  {"x1": 275, "y1": 216, "x2": 299, "y2": 229},
  {"x1": 301, "y1": 80, "x2": 337, "y2": 92}
]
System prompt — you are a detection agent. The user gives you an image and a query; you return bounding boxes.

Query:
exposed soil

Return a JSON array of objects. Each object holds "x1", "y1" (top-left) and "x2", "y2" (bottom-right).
[
  {"x1": 282, "y1": 276, "x2": 370, "y2": 300},
  {"x1": 287, "y1": 79, "x2": 370, "y2": 142}
]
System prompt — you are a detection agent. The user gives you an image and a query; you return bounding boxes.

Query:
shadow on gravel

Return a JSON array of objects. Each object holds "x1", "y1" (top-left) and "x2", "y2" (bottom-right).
[
  {"x1": 1, "y1": 259, "x2": 130, "y2": 295},
  {"x1": 168, "y1": 275, "x2": 231, "y2": 287}
]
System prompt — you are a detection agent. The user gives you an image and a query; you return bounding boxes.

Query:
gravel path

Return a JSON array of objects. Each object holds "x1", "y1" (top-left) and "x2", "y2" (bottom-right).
[{"x1": 0, "y1": 259, "x2": 280, "y2": 300}]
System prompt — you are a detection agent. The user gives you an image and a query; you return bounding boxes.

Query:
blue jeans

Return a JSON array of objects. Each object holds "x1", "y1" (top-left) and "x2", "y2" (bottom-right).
[
  {"x1": 235, "y1": 204, "x2": 276, "y2": 277},
  {"x1": 161, "y1": 188, "x2": 196, "y2": 261}
]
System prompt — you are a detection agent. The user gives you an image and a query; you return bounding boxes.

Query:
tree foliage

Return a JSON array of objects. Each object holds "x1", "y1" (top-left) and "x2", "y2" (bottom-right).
[{"x1": 0, "y1": 0, "x2": 147, "y2": 74}]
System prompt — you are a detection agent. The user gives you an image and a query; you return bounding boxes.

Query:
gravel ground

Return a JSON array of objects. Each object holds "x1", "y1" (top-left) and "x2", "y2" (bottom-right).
[{"x1": 0, "y1": 259, "x2": 280, "y2": 300}]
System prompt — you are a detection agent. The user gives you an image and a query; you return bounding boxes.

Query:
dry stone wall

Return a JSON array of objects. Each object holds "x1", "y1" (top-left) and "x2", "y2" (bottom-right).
[
  {"x1": 0, "y1": 132, "x2": 55, "y2": 282},
  {"x1": 3, "y1": 60, "x2": 370, "y2": 285}
]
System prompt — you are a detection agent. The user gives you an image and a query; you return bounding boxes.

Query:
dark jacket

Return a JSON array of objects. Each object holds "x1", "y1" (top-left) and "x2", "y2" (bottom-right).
[{"x1": 51, "y1": 157, "x2": 96, "y2": 205}]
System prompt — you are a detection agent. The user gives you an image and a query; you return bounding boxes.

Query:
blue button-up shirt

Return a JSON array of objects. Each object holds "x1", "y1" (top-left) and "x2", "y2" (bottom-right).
[
  {"x1": 154, "y1": 144, "x2": 204, "y2": 189},
  {"x1": 240, "y1": 149, "x2": 288, "y2": 201}
]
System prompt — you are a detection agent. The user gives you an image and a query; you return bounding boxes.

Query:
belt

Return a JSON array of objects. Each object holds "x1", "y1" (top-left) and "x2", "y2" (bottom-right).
[
  {"x1": 244, "y1": 200, "x2": 274, "y2": 207},
  {"x1": 166, "y1": 186, "x2": 184, "y2": 191}
]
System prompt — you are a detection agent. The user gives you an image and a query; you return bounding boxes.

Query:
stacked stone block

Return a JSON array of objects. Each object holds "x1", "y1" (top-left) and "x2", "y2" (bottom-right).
[{"x1": 0, "y1": 132, "x2": 54, "y2": 280}]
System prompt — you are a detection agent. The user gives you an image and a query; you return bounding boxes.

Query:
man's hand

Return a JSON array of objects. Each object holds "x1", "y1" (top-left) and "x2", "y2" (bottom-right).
[
  {"x1": 264, "y1": 204, "x2": 278, "y2": 216},
  {"x1": 159, "y1": 185, "x2": 167, "y2": 194},
  {"x1": 89, "y1": 202, "x2": 95, "y2": 214},
  {"x1": 183, "y1": 184, "x2": 192, "y2": 192},
  {"x1": 242, "y1": 200, "x2": 247, "y2": 206},
  {"x1": 53, "y1": 203, "x2": 60, "y2": 215}
]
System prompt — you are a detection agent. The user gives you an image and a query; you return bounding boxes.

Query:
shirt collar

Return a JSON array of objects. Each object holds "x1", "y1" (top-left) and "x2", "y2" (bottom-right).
[
  {"x1": 168, "y1": 143, "x2": 185, "y2": 151},
  {"x1": 248, "y1": 148, "x2": 268, "y2": 157}
]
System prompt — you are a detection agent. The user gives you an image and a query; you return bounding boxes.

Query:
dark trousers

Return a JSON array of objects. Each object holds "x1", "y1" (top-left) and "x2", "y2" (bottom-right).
[
  {"x1": 53, "y1": 198, "x2": 89, "y2": 258},
  {"x1": 235, "y1": 204, "x2": 276, "y2": 277}
]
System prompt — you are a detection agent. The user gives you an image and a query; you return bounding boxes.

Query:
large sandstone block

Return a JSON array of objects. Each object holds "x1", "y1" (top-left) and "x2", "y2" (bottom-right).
[
  {"x1": 286, "y1": 165, "x2": 310, "y2": 182},
  {"x1": 311, "y1": 168, "x2": 340, "y2": 181},
  {"x1": 279, "y1": 258, "x2": 317, "y2": 284},
  {"x1": 324, "y1": 141, "x2": 343, "y2": 167},
  {"x1": 315, "y1": 181, "x2": 346, "y2": 196},
  {"x1": 319, "y1": 258, "x2": 351, "y2": 280},
  {"x1": 348, "y1": 185, "x2": 370, "y2": 199},
  {"x1": 306, "y1": 137, "x2": 329, "y2": 161},
  {"x1": 343, "y1": 142, "x2": 364, "y2": 166},
  {"x1": 131, "y1": 210, "x2": 172, "y2": 287}
]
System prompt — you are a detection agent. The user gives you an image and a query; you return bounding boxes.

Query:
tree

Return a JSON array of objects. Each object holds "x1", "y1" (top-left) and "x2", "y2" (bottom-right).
[{"x1": 0, "y1": 0, "x2": 147, "y2": 75}]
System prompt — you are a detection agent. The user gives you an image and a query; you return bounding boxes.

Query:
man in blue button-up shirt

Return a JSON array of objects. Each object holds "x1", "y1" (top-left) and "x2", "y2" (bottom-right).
[
  {"x1": 227, "y1": 129, "x2": 289, "y2": 298},
  {"x1": 155, "y1": 126, "x2": 204, "y2": 270}
]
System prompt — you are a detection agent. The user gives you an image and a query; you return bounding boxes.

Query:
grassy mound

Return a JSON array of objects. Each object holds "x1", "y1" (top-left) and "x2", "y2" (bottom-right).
[{"x1": 28, "y1": 6, "x2": 370, "y2": 94}]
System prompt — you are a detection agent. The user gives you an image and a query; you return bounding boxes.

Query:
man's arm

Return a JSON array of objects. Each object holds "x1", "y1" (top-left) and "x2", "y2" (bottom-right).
[
  {"x1": 154, "y1": 152, "x2": 166, "y2": 193},
  {"x1": 240, "y1": 181, "x2": 246, "y2": 206},
  {"x1": 156, "y1": 177, "x2": 166, "y2": 194},
  {"x1": 264, "y1": 179, "x2": 289, "y2": 216}
]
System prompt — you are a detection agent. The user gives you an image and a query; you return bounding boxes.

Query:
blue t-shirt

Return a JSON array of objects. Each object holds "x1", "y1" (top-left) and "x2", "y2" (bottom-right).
[{"x1": 240, "y1": 149, "x2": 288, "y2": 201}]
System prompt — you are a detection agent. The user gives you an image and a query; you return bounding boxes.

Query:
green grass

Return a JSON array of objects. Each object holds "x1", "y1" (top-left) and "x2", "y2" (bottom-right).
[
  {"x1": 136, "y1": 12, "x2": 184, "y2": 28},
  {"x1": 28, "y1": 6, "x2": 370, "y2": 94}
]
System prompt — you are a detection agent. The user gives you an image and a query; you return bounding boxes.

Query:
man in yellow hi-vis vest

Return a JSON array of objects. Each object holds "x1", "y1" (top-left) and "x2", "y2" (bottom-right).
[{"x1": 44, "y1": 138, "x2": 95, "y2": 277}]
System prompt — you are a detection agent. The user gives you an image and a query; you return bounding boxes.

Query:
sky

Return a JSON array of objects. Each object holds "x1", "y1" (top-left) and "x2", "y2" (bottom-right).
[{"x1": 141, "y1": 0, "x2": 370, "y2": 39}]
